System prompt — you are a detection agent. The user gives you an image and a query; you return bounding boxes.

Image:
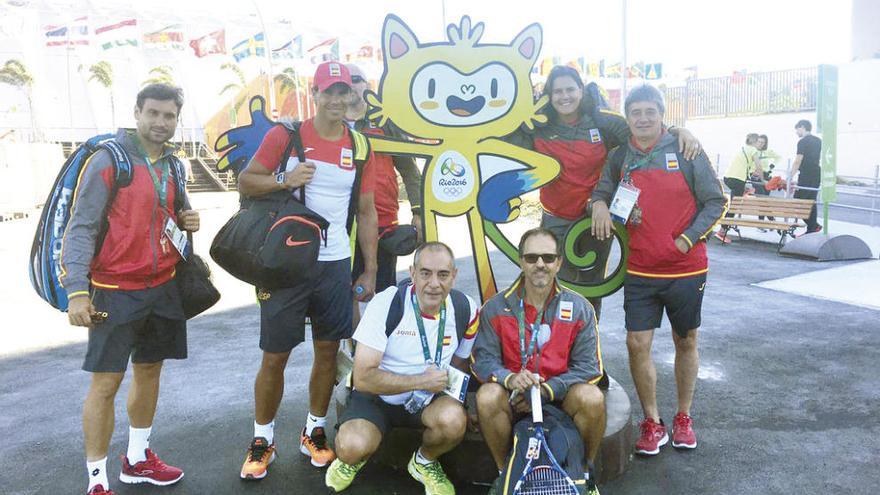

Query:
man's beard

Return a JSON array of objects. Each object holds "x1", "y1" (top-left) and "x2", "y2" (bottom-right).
[{"x1": 528, "y1": 269, "x2": 551, "y2": 288}]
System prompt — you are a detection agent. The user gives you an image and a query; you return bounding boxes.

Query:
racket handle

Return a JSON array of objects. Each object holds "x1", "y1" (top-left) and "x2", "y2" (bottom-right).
[{"x1": 530, "y1": 383, "x2": 543, "y2": 424}]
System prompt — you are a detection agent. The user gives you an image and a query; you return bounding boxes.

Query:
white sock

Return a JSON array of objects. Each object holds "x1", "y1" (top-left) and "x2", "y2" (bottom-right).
[
  {"x1": 415, "y1": 448, "x2": 433, "y2": 465},
  {"x1": 305, "y1": 413, "x2": 326, "y2": 436},
  {"x1": 87, "y1": 457, "x2": 109, "y2": 491},
  {"x1": 127, "y1": 426, "x2": 151, "y2": 464},
  {"x1": 254, "y1": 420, "x2": 275, "y2": 445}
]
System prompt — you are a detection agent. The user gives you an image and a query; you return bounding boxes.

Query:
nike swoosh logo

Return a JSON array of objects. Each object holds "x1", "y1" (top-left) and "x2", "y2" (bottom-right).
[
  {"x1": 286, "y1": 236, "x2": 309, "y2": 247},
  {"x1": 303, "y1": 147, "x2": 314, "y2": 153}
]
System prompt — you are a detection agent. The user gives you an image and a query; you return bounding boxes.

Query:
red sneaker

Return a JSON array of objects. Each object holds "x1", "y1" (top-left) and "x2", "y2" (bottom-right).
[
  {"x1": 87, "y1": 485, "x2": 114, "y2": 495},
  {"x1": 119, "y1": 449, "x2": 184, "y2": 486},
  {"x1": 635, "y1": 418, "x2": 668, "y2": 455},
  {"x1": 672, "y1": 412, "x2": 698, "y2": 449}
]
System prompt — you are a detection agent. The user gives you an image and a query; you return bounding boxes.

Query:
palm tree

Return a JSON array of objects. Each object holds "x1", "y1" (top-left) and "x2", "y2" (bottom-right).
[
  {"x1": 0, "y1": 59, "x2": 37, "y2": 139},
  {"x1": 142, "y1": 65, "x2": 174, "y2": 86},
  {"x1": 219, "y1": 62, "x2": 247, "y2": 125},
  {"x1": 274, "y1": 66, "x2": 303, "y2": 119},
  {"x1": 87, "y1": 61, "x2": 115, "y2": 128}
]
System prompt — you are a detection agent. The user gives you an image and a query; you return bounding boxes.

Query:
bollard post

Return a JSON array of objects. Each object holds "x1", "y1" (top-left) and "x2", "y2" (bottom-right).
[{"x1": 872, "y1": 165, "x2": 879, "y2": 228}]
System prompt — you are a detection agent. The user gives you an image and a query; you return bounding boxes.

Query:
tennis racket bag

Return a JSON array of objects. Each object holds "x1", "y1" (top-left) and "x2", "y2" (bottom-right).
[
  {"x1": 29, "y1": 134, "x2": 188, "y2": 311},
  {"x1": 501, "y1": 404, "x2": 588, "y2": 494}
]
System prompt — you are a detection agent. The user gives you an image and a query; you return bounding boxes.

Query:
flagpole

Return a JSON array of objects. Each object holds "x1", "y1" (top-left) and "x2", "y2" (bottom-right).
[
  {"x1": 66, "y1": 22, "x2": 74, "y2": 129},
  {"x1": 250, "y1": 0, "x2": 276, "y2": 114},
  {"x1": 621, "y1": 0, "x2": 627, "y2": 112}
]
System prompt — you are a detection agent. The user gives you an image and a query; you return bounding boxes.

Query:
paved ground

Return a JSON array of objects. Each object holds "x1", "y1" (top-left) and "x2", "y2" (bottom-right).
[{"x1": 2, "y1": 194, "x2": 879, "y2": 494}]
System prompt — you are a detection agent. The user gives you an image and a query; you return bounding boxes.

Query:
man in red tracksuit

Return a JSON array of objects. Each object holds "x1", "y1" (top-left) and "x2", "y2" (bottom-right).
[
  {"x1": 591, "y1": 84, "x2": 726, "y2": 456},
  {"x1": 61, "y1": 84, "x2": 200, "y2": 495},
  {"x1": 471, "y1": 228, "x2": 604, "y2": 495}
]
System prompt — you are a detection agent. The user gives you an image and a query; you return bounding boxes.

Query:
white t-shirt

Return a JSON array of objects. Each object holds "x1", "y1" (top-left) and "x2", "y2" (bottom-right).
[
  {"x1": 353, "y1": 284, "x2": 479, "y2": 405},
  {"x1": 252, "y1": 120, "x2": 374, "y2": 262}
]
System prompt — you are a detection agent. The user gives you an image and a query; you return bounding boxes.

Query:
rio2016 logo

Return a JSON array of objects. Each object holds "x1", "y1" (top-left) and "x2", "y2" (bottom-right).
[
  {"x1": 440, "y1": 157, "x2": 466, "y2": 177},
  {"x1": 433, "y1": 151, "x2": 473, "y2": 202}
]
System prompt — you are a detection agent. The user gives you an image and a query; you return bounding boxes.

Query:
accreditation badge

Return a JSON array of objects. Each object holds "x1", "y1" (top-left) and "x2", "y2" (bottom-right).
[
  {"x1": 443, "y1": 366, "x2": 470, "y2": 403},
  {"x1": 589, "y1": 128, "x2": 602, "y2": 144},
  {"x1": 163, "y1": 217, "x2": 188, "y2": 260},
  {"x1": 609, "y1": 182, "x2": 641, "y2": 224}
]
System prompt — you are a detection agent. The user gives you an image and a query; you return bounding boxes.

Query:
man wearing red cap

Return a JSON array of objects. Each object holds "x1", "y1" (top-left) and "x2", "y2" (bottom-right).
[{"x1": 236, "y1": 61, "x2": 379, "y2": 480}]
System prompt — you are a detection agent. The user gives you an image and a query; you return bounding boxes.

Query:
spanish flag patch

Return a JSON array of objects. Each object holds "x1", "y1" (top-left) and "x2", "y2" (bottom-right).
[
  {"x1": 665, "y1": 152, "x2": 679, "y2": 171},
  {"x1": 558, "y1": 301, "x2": 573, "y2": 321},
  {"x1": 340, "y1": 147, "x2": 354, "y2": 170},
  {"x1": 443, "y1": 335, "x2": 452, "y2": 346}
]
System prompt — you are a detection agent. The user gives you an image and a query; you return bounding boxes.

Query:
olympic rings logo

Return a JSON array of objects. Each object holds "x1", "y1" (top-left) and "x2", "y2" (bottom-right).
[
  {"x1": 440, "y1": 158, "x2": 466, "y2": 177},
  {"x1": 443, "y1": 186, "x2": 463, "y2": 196}
]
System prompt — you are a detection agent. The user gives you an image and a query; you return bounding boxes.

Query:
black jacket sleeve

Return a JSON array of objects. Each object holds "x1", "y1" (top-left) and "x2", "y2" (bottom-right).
[
  {"x1": 591, "y1": 147, "x2": 625, "y2": 206},
  {"x1": 593, "y1": 108, "x2": 631, "y2": 151},
  {"x1": 682, "y1": 152, "x2": 728, "y2": 245}
]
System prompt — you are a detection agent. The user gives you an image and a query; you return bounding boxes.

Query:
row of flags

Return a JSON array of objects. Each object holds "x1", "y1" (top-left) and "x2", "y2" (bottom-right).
[
  {"x1": 534, "y1": 57, "x2": 665, "y2": 80},
  {"x1": 43, "y1": 16, "x2": 682, "y2": 81},
  {"x1": 41, "y1": 16, "x2": 380, "y2": 65}
]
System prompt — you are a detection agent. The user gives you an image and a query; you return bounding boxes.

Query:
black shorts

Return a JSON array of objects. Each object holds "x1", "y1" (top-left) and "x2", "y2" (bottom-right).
[
  {"x1": 83, "y1": 280, "x2": 187, "y2": 373},
  {"x1": 623, "y1": 273, "x2": 706, "y2": 337},
  {"x1": 338, "y1": 390, "x2": 423, "y2": 436},
  {"x1": 352, "y1": 235, "x2": 398, "y2": 293},
  {"x1": 258, "y1": 258, "x2": 354, "y2": 353}
]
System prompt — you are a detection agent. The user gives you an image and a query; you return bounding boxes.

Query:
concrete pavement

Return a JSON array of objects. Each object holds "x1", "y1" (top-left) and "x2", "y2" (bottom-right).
[{"x1": 2, "y1": 193, "x2": 879, "y2": 494}]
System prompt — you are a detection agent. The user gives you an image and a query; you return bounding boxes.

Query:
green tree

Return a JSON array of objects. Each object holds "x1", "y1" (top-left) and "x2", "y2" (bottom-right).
[
  {"x1": 0, "y1": 59, "x2": 37, "y2": 138},
  {"x1": 87, "y1": 61, "x2": 116, "y2": 128},
  {"x1": 142, "y1": 65, "x2": 174, "y2": 86},
  {"x1": 219, "y1": 62, "x2": 248, "y2": 125},
  {"x1": 274, "y1": 66, "x2": 303, "y2": 119}
]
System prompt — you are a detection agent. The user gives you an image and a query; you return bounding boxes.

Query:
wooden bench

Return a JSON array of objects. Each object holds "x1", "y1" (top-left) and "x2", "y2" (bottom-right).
[{"x1": 719, "y1": 196, "x2": 815, "y2": 250}]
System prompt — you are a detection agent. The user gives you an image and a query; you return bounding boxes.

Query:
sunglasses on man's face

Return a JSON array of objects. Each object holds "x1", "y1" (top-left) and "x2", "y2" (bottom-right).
[
  {"x1": 521, "y1": 253, "x2": 559, "y2": 264},
  {"x1": 351, "y1": 75, "x2": 366, "y2": 84}
]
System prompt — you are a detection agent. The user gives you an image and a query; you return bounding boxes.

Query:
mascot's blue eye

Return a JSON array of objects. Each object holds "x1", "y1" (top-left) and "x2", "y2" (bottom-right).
[
  {"x1": 491, "y1": 78, "x2": 498, "y2": 98},
  {"x1": 428, "y1": 79, "x2": 436, "y2": 98}
]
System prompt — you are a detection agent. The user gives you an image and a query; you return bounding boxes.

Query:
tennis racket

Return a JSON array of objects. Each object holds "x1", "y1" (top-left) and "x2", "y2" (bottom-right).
[{"x1": 511, "y1": 380, "x2": 579, "y2": 495}]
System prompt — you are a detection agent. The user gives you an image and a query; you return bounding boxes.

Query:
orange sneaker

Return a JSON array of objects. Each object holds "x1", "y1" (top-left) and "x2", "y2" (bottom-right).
[
  {"x1": 300, "y1": 427, "x2": 336, "y2": 467},
  {"x1": 240, "y1": 437, "x2": 276, "y2": 480}
]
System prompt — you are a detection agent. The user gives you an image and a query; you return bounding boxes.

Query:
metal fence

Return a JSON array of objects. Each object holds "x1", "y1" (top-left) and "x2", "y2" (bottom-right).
[{"x1": 664, "y1": 67, "x2": 818, "y2": 127}]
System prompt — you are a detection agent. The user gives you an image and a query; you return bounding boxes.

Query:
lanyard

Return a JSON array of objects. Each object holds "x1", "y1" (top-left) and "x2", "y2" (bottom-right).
[
  {"x1": 411, "y1": 290, "x2": 446, "y2": 365},
  {"x1": 515, "y1": 288, "x2": 549, "y2": 369},
  {"x1": 133, "y1": 136, "x2": 171, "y2": 207},
  {"x1": 623, "y1": 147, "x2": 659, "y2": 183},
  {"x1": 144, "y1": 155, "x2": 171, "y2": 207}
]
